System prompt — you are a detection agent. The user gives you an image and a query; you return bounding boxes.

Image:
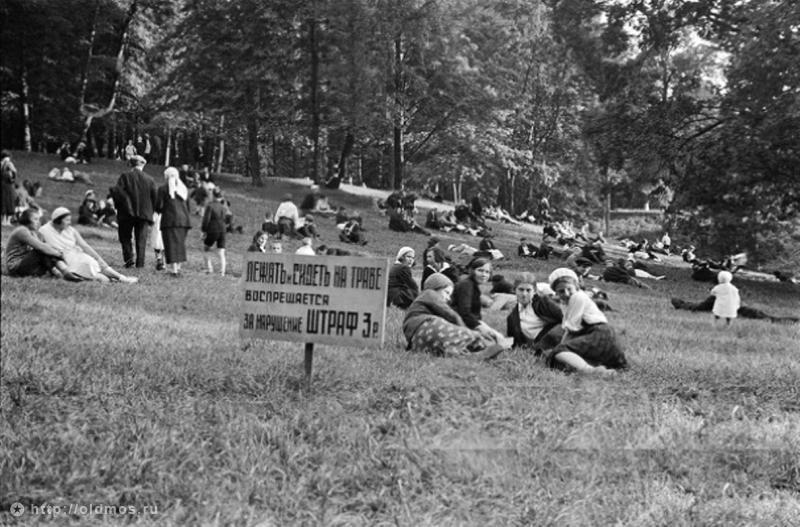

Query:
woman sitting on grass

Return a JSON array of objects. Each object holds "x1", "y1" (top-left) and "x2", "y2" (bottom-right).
[
  {"x1": 543, "y1": 268, "x2": 628, "y2": 375},
  {"x1": 39, "y1": 207, "x2": 138, "y2": 283},
  {"x1": 403, "y1": 273, "x2": 506, "y2": 360},
  {"x1": 452, "y1": 257, "x2": 507, "y2": 344},
  {"x1": 387, "y1": 246, "x2": 419, "y2": 309},
  {"x1": 506, "y1": 272, "x2": 564, "y2": 353},
  {"x1": 248, "y1": 231, "x2": 269, "y2": 253},
  {"x1": 3, "y1": 208, "x2": 80, "y2": 280}
]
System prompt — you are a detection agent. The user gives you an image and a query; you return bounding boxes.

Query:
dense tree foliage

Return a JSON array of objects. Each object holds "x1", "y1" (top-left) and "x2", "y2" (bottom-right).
[{"x1": 1, "y1": 0, "x2": 797, "y2": 261}]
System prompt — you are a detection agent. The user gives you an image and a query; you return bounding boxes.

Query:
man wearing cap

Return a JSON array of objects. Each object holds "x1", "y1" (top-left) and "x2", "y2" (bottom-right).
[{"x1": 115, "y1": 155, "x2": 157, "y2": 268}]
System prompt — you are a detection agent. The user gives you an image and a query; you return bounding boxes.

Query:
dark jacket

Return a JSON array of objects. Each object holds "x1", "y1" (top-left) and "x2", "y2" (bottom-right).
[
  {"x1": 155, "y1": 185, "x2": 191, "y2": 229},
  {"x1": 451, "y1": 275, "x2": 483, "y2": 329},
  {"x1": 387, "y1": 263, "x2": 419, "y2": 309},
  {"x1": 202, "y1": 200, "x2": 226, "y2": 234},
  {"x1": 602, "y1": 264, "x2": 634, "y2": 284},
  {"x1": 116, "y1": 168, "x2": 157, "y2": 223},
  {"x1": 506, "y1": 295, "x2": 563, "y2": 349},
  {"x1": 403, "y1": 290, "x2": 466, "y2": 344}
]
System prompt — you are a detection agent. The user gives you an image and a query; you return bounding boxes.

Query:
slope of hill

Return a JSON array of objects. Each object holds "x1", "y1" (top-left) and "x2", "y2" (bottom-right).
[{"x1": 1, "y1": 151, "x2": 799, "y2": 525}]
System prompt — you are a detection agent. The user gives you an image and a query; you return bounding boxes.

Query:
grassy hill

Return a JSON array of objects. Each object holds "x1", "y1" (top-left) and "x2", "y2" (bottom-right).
[{"x1": 1, "y1": 151, "x2": 799, "y2": 525}]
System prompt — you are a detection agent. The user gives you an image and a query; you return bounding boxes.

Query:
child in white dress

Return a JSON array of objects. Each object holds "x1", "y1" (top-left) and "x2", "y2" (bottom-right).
[{"x1": 710, "y1": 271, "x2": 740, "y2": 326}]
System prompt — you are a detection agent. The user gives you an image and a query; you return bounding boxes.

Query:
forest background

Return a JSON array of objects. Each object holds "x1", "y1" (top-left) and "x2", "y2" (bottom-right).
[{"x1": 1, "y1": 0, "x2": 798, "y2": 265}]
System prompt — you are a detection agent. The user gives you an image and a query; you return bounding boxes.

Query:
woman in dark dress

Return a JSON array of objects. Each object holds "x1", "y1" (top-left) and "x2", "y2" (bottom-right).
[
  {"x1": 387, "y1": 246, "x2": 419, "y2": 309},
  {"x1": 451, "y1": 257, "x2": 506, "y2": 343},
  {"x1": 155, "y1": 167, "x2": 191, "y2": 275},
  {"x1": 1, "y1": 151, "x2": 18, "y2": 226}
]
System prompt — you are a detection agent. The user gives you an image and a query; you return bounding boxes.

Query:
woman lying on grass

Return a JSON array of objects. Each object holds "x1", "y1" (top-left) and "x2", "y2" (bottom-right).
[
  {"x1": 403, "y1": 273, "x2": 507, "y2": 360},
  {"x1": 39, "y1": 206, "x2": 138, "y2": 283},
  {"x1": 543, "y1": 268, "x2": 628, "y2": 375}
]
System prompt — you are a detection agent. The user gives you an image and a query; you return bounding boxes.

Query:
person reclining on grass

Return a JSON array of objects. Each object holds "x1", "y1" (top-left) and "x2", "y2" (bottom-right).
[
  {"x1": 670, "y1": 295, "x2": 799, "y2": 324},
  {"x1": 39, "y1": 206, "x2": 138, "y2": 283},
  {"x1": 403, "y1": 273, "x2": 508, "y2": 360},
  {"x1": 601, "y1": 259, "x2": 651, "y2": 289},
  {"x1": 542, "y1": 268, "x2": 629, "y2": 375},
  {"x1": 3, "y1": 208, "x2": 81, "y2": 281}
]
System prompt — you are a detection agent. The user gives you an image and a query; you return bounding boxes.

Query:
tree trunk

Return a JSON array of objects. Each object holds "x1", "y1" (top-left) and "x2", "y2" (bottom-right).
[
  {"x1": 20, "y1": 65, "x2": 32, "y2": 152},
  {"x1": 309, "y1": 16, "x2": 320, "y2": 183},
  {"x1": 337, "y1": 131, "x2": 355, "y2": 182},
  {"x1": 164, "y1": 127, "x2": 171, "y2": 166},
  {"x1": 247, "y1": 114, "x2": 262, "y2": 186},
  {"x1": 215, "y1": 115, "x2": 225, "y2": 173},
  {"x1": 602, "y1": 166, "x2": 611, "y2": 234},
  {"x1": 79, "y1": 0, "x2": 137, "y2": 141},
  {"x1": 392, "y1": 33, "x2": 404, "y2": 190}
]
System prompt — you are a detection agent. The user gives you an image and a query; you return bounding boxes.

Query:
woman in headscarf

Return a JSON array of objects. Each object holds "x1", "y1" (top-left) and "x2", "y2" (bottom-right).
[
  {"x1": 403, "y1": 273, "x2": 505, "y2": 360},
  {"x1": 3, "y1": 208, "x2": 78, "y2": 280},
  {"x1": 387, "y1": 246, "x2": 419, "y2": 309},
  {"x1": 39, "y1": 207, "x2": 137, "y2": 283},
  {"x1": 155, "y1": 166, "x2": 191, "y2": 276}
]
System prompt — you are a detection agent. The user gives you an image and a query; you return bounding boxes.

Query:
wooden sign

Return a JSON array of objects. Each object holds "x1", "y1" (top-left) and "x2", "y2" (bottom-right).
[{"x1": 239, "y1": 253, "x2": 390, "y2": 347}]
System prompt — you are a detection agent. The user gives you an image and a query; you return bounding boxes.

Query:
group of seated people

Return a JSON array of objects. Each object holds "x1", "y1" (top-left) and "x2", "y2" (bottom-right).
[
  {"x1": 390, "y1": 250, "x2": 628, "y2": 374},
  {"x1": 425, "y1": 208, "x2": 489, "y2": 237},
  {"x1": 78, "y1": 189, "x2": 118, "y2": 228},
  {"x1": 4, "y1": 207, "x2": 137, "y2": 283},
  {"x1": 57, "y1": 141, "x2": 91, "y2": 164},
  {"x1": 681, "y1": 245, "x2": 748, "y2": 282},
  {"x1": 381, "y1": 191, "x2": 430, "y2": 235}
]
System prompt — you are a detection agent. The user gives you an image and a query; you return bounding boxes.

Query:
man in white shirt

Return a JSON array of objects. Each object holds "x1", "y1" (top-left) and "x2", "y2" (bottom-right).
[
  {"x1": 274, "y1": 194, "x2": 300, "y2": 238},
  {"x1": 295, "y1": 237, "x2": 316, "y2": 256}
]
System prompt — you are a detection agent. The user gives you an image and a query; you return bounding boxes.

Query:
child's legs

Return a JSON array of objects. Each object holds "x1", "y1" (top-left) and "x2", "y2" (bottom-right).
[
  {"x1": 218, "y1": 248, "x2": 226, "y2": 275},
  {"x1": 203, "y1": 245, "x2": 213, "y2": 271}
]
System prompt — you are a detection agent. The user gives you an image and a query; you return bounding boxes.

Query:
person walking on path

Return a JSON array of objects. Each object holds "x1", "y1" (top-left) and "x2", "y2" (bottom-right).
[
  {"x1": 112, "y1": 155, "x2": 157, "y2": 268},
  {"x1": 155, "y1": 167, "x2": 191, "y2": 276}
]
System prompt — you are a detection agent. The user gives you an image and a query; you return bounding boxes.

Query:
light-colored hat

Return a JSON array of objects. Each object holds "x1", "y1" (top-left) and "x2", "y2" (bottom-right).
[
  {"x1": 84, "y1": 189, "x2": 95, "y2": 197},
  {"x1": 132, "y1": 155, "x2": 147, "y2": 166},
  {"x1": 548, "y1": 268, "x2": 579, "y2": 288},
  {"x1": 51, "y1": 206, "x2": 71, "y2": 222},
  {"x1": 164, "y1": 166, "x2": 179, "y2": 179},
  {"x1": 423, "y1": 273, "x2": 453, "y2": 291},
  {"x1": 717, "y1": 271, "x2": 733, "y2": 284},
  {"x1": 396, "y1": 246, "x2": 415, "y2": 262}
]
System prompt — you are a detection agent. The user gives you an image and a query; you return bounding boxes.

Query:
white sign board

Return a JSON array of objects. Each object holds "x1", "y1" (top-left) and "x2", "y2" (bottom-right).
[{"x1": 239, "y1": 253, "x2": 390, "y2": 346}]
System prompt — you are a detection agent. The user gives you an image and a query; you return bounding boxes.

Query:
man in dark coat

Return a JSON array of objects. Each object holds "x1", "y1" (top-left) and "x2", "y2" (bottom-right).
[{"x1": 114, "y1": 155, "x2": 157, "y2": 268}]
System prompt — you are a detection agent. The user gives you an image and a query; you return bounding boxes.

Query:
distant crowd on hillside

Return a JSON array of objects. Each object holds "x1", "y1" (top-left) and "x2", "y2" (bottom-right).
[{"x1": 2, "y1": 150, "x2": 798, "y2": 350}]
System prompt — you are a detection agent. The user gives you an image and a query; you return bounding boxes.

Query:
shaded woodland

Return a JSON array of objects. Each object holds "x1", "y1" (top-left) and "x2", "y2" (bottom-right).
[{"x1": 1, "y1": 0, "x2": 798, "y2": 260}]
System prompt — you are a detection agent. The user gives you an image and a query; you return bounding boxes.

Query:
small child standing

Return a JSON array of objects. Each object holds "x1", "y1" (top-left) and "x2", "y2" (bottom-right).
[{"x1": 710, "y1": 271, "x2": 740, "y2": 326}]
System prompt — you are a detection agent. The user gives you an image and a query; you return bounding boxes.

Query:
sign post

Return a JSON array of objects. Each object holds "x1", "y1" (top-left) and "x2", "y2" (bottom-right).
[
  {"x1": 304, "y1": 342, "x2": 314, "y2": 390},
  {"x1": 239, "y1": 253, "x2": 390, "y2": 389}
]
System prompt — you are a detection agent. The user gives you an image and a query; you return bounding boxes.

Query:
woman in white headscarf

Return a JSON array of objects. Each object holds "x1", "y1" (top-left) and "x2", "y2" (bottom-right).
[
  {"x1": 39, "y1": 207, "x2": 137, "y2": 283},
  {"x1": 154, "y1": 166, "x2": 191, "y2": 275}
]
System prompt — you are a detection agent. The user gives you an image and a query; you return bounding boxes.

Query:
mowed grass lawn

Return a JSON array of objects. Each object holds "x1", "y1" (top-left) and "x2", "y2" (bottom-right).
[{"x1": 1, "y1": 151, "x2": 799, "y2": 526}]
